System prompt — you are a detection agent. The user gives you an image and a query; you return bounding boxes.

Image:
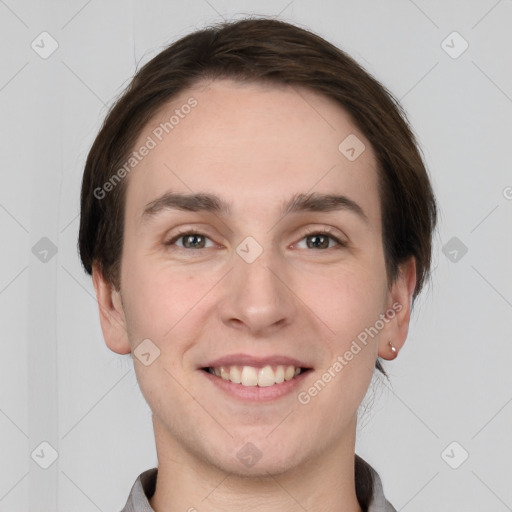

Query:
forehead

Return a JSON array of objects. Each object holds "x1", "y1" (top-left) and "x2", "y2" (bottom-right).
[{"x1": 124, "y1": 79, "x2": 380, "y2": 226}]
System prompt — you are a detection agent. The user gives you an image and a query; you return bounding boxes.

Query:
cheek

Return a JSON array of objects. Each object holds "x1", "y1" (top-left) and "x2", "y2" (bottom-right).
[
  {"x1": 306, "y1": 274, "x2": 382, "y2": 406},
  {"x1": 119, "y1": 251, "x2": 173, "y2": 338},
  {"x1": 301, "y1": 265, "x2": 387, "y2": 345},
  {"x1": 120, "y1": 250, "x2": 214, "y2": 347}
]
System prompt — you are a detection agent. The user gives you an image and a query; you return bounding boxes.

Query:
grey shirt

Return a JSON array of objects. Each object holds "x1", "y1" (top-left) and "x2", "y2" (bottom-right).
[{"x1": 120, "y1": 455, "x2": 396, "y2": 512}]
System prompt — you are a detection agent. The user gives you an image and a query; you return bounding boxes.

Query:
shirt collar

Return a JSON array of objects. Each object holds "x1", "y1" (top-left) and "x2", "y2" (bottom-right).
[{"x1": 120, "y1": 455, "x2": 396, "y2": 512}]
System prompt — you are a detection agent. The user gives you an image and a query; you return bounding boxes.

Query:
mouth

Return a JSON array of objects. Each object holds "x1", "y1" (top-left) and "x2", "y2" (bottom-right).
[
  {"x1": 199, "y1": 353, "x2": 314, "y2": 402},
  {"x1": 201, "y1": 364, "x2": 312, "y2": 387}
]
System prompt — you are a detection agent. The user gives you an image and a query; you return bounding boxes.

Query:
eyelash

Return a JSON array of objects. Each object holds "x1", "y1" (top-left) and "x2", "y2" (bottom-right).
[
  {"x1": 296, "y1": 228, "x2": 347, "y2": 249},
  {"x1": 164, "y1": 227, "x2": 347, "y2": 251}
]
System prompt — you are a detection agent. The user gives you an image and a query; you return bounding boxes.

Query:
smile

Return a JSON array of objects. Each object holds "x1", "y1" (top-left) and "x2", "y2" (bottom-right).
[
  {"x1": 204, "y1": 365, "x2": 306, "y2": 387},
  {"x1": 201, "y1": 365, "x2": 311, "y2": 402}
]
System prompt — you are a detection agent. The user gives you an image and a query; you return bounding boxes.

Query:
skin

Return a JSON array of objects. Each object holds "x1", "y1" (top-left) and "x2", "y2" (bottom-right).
[{"x1": 93, "y1": 79, "x2": 416, "y2": 512}]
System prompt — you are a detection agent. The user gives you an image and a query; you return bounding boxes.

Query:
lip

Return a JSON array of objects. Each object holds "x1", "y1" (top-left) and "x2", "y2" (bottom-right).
[
  {"x1": 201, "y1": 353, "x2": 312, "y2": 370},
  {"x1": 200, "y1": 367, "x2": 312, "y2": 402}
]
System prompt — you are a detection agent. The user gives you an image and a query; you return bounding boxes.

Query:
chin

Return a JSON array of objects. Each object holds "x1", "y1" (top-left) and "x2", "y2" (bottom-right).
[
  {"x1": 206, "y1": 434, "x2": 309, "y2": 478},
  {"x1": 220, "y1": 453, "x2": 302, "y2": 479}
]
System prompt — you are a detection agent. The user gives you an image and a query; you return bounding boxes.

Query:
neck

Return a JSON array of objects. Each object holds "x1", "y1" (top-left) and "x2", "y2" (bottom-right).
[{"x1": 148, "y1": 417, "x2": 363, "y2": 512}]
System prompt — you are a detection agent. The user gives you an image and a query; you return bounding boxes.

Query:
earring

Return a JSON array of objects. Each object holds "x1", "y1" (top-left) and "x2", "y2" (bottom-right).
[{"x1": 389, "y1": 341, "x2": 397, "y2": 356}]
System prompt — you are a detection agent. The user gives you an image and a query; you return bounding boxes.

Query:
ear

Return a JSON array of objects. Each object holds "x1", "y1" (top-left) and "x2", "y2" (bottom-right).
[
  {"x1": 91, "y1": 263, "x2": 131, "y2": 355},
  {"x1": 378, "y1": 257, "x2": 417, "y2": 360}
]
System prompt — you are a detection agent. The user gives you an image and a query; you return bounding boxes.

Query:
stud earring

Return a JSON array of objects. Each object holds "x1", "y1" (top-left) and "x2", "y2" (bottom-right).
[{"x1": 389, "y1": 341, "x2": 397, "y2": 355}]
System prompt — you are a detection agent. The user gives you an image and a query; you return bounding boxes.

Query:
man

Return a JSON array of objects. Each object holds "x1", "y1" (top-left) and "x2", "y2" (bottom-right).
[{"x1": 79, "y1": 18, "x2": 436, "y2": 512}]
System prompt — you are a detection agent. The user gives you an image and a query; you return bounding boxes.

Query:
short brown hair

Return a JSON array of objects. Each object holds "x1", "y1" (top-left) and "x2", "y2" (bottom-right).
[{"x1": 79, "y1": 17, "x2": 436, "y2": 366}]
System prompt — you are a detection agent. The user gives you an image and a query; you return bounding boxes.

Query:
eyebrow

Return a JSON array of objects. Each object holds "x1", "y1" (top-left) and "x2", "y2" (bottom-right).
[{"x1": 141, "y1": 191, "x2": 368, "y2": 223}]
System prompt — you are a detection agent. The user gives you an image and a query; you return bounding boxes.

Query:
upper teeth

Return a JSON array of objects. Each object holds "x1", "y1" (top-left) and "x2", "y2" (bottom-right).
[{"x1": 208, "y1": 365, "x2": 302, "y2": 387}]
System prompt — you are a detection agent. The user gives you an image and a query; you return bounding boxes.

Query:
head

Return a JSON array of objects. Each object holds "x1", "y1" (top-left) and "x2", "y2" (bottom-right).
[{"x1": 79, "y1": 17, "x2": 436, "y2": 482}]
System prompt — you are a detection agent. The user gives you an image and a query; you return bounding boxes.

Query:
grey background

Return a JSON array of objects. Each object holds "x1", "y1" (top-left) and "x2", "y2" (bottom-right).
[{"x1": 1, "y1": 0, "x2": 511, "y2": 510}]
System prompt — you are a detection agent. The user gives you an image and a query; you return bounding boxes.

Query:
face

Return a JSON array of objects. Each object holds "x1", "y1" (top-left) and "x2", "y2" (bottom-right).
[{"x1": 94, "y1": 79, "x2": 415, "y2": 476}]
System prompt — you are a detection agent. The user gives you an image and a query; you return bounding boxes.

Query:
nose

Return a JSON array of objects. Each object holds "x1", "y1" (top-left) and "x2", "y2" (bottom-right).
[{"x1": 218, "y1": 246, "x2": 297, "y2": 337}]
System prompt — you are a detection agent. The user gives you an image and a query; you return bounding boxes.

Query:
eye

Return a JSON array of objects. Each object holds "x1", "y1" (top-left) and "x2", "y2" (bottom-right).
[
  {"x1": 164, "y1": 231, "x2": 215, "y2": 249},
  {"x1": 163, "y1": 228, "x2": 346, "y2": 251},
  {"x1": 295, "y1": 229, "x2": 346, "y2": 250}
]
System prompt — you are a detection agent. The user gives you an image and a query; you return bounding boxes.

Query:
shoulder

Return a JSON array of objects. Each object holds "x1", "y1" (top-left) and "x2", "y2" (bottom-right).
[{"x1": 355, "y1": 454, "x2": 397, "y2": 512}]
